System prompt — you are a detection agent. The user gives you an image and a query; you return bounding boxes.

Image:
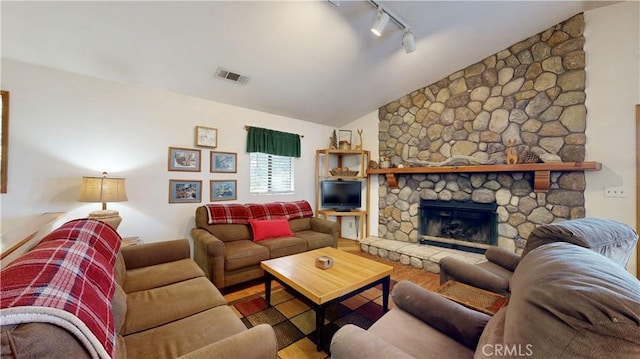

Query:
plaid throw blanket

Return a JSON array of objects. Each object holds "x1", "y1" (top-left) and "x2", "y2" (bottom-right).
[
  {"x1": 1, "y1": 219, "x2": 121, "y2": 359},
  {"x1": 206, "y1": 200, "x2": 314, "y2": 224},
  {"x1": 205, "y1": 203, "x2": 251, "y2": 224}
]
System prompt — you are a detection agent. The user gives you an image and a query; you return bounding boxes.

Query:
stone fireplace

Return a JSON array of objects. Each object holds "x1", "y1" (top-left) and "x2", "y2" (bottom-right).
[
  {"x1": 376, "y1": 14, "x2": 587, "y2": 253},
  {"x1": 419, "y1": 199, "x2": 497, "y2": 253}
]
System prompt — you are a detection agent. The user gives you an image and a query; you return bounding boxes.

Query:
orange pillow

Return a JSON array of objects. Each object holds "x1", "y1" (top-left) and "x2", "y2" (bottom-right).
[{"x1": 249, "y1": 219, "x2": 294, "y2": 242}]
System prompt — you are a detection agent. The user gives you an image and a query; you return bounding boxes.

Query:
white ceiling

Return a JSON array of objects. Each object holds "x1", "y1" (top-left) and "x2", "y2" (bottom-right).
[{"x1": 1, "y1": 1, "x2": 617, "y2": 127}]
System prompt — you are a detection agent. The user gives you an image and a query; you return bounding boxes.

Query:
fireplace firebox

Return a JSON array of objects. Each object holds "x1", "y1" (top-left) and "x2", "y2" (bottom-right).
[{"x1": 419, "y1": 199, "x2": 498, "y2": 254}]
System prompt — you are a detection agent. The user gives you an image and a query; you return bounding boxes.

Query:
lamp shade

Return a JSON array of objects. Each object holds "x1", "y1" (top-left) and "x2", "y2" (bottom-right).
[{"x1": 79, "y1": 173, "x2": 128, "y2": 204}]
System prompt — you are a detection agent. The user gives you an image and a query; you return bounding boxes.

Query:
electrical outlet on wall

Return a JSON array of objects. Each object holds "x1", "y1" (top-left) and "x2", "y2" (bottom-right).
[{"x1": 604, "y1": 186, "x2": 628, "y2": 198}]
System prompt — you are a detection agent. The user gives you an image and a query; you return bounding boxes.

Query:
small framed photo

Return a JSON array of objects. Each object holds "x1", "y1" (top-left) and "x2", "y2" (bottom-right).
[
  {"x1": 339, "y1": 130, "x2": 352, "y2": 150},
  {"x1": 195, "y1": 126, "x2": 218, "y2": 148},
  {"x1": 210, "y1": 180, "x2": 237, "y2": 202},
  {"x1": 169, "y1": 180, "x2": 202, "y2": 203},
  {"x1": 168, "y1": 147, "x2": 201, "y2": 172},
  {"x1": 210, "y1": 151, "x2": 237, "y2": 173}
]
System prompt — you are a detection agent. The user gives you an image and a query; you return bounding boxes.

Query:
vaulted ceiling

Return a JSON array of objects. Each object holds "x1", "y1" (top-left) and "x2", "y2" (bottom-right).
[{"x1": 1, "y1": 1, "x2": 616, "y2": 127}]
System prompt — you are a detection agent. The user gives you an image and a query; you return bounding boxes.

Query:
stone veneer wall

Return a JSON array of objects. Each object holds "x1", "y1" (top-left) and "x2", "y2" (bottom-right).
[{"x1": 377, "y1": 14, "x2": 588, "y2": 252}]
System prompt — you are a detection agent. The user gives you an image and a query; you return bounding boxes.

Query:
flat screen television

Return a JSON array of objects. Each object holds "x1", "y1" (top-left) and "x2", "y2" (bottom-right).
[{"x1": 321, "y1": 180, "x2": 361, "y2": 212}]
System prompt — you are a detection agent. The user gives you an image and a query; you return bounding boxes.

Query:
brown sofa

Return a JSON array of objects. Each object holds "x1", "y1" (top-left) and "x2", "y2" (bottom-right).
[
  {"x1": 439, "y1": 217, "x2": 638, "y2": 296},
  {"x1": 1, "y1": 219, "x2": 277, "y2": 359},
  {"x1": 331, "y1": 241, "x2": 640, "y2": 358},
  {"x1": 191, "y1": 200, "x2": 339, "y2": 288}
]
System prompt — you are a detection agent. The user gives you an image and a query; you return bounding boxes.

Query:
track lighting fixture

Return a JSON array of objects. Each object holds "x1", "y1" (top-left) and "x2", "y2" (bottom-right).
[
  {"x1": 368, "y1": 1, "x2": 417, "y2": 54},
  {"x1": 371, "y1": 8, "x2": 389, "y2": 37},
  {"x1": 402, "y1": 29, "x2": 416, "y2": 54},
  {"x1": 327, "y1": 0, "x2": 417, "y2": 54}
]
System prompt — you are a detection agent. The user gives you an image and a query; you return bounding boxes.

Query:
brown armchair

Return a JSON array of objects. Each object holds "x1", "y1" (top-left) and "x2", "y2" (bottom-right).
[
  {"x1": 331, "y1": 242, "x2": 640, "y2": 358},
  {"x1": 439, "y1": 217, "x2": 638, "y2": 296}
]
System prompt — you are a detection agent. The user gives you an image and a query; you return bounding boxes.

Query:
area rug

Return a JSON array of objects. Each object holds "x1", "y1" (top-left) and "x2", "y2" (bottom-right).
[{"x1": 230, "y1": 282, "x2": 395, "y2": 359}]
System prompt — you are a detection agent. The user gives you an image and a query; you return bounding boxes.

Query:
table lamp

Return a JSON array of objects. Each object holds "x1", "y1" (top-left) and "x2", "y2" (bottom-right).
[{"x1": 79, "y1": 172, "x2": 128, "y2": 230}]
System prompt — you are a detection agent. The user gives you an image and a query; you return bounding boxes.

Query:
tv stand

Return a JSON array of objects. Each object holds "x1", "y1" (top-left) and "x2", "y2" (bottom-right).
[
  {"x1": 315, "y1": 148, "x2": 370, "y2": 239},
  {"x1": 317, "y1": 209, "x2": 366, "y2": 240}
]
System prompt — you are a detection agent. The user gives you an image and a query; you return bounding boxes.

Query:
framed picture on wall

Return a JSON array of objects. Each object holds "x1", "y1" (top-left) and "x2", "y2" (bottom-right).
[
  {"x1": 338, "y1": 130, "x2": 352, "y2": 150},
  {"x1": 210, "y1": 180, "x2": 237, "y2": 201},
  {"x1": 169, "y1": 180, "x2": 202, "y2": 203},
  {"x1": 210, "y1": 151, "x2": 237, "y2": 173},
  {"x1": 195, "y1": 126, "x2": 218, "y2": 148},
  {"x1": 1, "y1": 90, "x2": 9, "y2": 194},
  {"x1": 168, "y1": 147, "x2": 201, "y2": 172}
]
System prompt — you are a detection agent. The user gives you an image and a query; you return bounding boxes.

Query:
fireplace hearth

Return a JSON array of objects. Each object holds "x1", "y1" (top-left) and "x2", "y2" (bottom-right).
[{"x1": 419, "y1": 199, "x2": 498, "y2": 254}]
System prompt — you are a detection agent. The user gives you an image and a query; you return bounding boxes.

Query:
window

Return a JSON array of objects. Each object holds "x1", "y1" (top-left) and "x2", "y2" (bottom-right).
[{"x1": 249, "y1": 152, "x2": 294, "y2": 194}]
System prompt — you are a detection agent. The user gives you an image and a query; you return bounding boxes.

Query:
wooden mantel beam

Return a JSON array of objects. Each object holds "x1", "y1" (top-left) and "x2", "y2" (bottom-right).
[{"x1": 368, "y1": 162, "x2": 602, "y2": 193}]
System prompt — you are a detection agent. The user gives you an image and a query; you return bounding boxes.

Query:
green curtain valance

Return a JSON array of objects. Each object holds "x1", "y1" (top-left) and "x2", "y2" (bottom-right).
[{"x1": 246, "y1": 126, "x2": 301, "y2": 158}]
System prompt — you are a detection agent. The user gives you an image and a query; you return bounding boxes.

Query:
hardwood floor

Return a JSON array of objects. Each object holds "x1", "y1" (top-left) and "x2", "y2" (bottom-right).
[{"x1": 222, "y1": 238, "x2": 441, "y2": 303}]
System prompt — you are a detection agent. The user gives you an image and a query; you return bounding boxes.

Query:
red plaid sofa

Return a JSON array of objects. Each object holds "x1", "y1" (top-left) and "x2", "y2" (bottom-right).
[{"x1": 191, "y1": 200, "x2": 339, "y2": 288}]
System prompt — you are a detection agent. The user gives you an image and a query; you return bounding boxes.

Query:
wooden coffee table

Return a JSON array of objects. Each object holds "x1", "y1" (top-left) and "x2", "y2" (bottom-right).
[{"x1": 260, "y1": 247, "x2": 393, "y2": 351}]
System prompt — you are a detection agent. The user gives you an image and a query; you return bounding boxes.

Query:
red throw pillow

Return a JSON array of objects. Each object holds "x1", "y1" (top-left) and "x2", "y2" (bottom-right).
[{"x1": 249, "y1": 219, "x2": 294, "y2": 242}]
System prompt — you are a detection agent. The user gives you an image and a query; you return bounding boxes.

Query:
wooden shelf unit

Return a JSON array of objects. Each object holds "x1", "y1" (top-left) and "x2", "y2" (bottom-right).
[
  {"x1": 315, "y1": 149, "x2": 370, "y2": 239},
  {"x1": 368, "y1": 161, "x2": 602, "y2": 192}
]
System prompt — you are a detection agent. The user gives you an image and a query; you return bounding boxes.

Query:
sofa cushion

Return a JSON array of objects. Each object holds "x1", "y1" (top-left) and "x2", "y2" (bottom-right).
[
  {"x1": 368, "y1": 308, "x2": 474, "y2": 359},
  {"x1": 112, "y1": 285, "x2": 127, "y2": 334},
  {"x1": 124, "y1": 306, "x2": 248, "y2": 359},
  {"x1": 481, "y1": 242, "x2": 640, "y2": 358},
  {"x1": 115, "y1": 251, "x2": 126, "y2": 287},
  {"x1": 122, "y1": 277, "x2": 226, "y2": 335},
  {"x1": 289, "y1": 217, "x2": 311, "y2": 232},
  {"x1": 294, "y1": 229, "x2": 335, "y2": 250},
  {"x1": 224, "y1": 240, "x2": 270, "y2": 271},
  {"x1": 250, "y1": 219, "x2": 294, "y2": 242},
  {"x1": 522, "y1": 217, "x2": 638, "y2": 266},
  {"x1": 476, "y1": 261, "x2": 514, "y2": 282},
  {"x1": 258, "y1": 236, "x2": 307, "y2": 258},
  {"x1": 392, "y1": 280, "x2": 490, "y2": 350},
  {"x1": 123, "y1": 259, "x2": 204, "y2": 293},
  {"x1": 1, "y1": 323, "x2": 90, "y2": 359}
]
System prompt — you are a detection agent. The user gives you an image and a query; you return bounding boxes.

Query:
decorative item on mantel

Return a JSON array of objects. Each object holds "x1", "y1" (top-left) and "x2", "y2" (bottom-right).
[
  {"x1": 78, "y1": 172, "x2": 128, "y2": 231},
  {"x1": 355, "y1": 129, "x2": 364, "y2": 150},
  {"x1": 520, "y1": 148, "x2": 540, "y2": 164},
  {"x1": 505, "y1": 139, "x2": 518, "y2": 165}
]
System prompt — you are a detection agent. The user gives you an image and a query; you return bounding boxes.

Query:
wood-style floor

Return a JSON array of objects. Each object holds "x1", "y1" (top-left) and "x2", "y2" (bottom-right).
[{"x1": 222, "y1": 238, "x2": 441, "y2": 303}]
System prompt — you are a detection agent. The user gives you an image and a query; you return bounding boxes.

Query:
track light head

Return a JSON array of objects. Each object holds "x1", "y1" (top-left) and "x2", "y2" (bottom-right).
[
  {"x1": 371, "y1": 8, "x2": 389, "y2": 37},
  {"x1": 402, "y1": 29, "x2": 416, "y2": 54}
]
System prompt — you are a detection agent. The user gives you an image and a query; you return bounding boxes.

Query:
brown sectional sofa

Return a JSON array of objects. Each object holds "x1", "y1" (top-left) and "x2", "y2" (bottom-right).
[
  {"x1": 1, "y1": 219, "x2": 277, "y2": 359},
  {"x1": 191, "y1": 200, "x2": 339, "y2": 288},
  {"x1": 331, "y1": 241, "x2": 640, "y2": 358}
]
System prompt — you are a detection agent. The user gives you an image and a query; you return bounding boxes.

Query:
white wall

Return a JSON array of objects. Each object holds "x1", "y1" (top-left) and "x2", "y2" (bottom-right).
[
  {"x1": 339, "y1": 111, "x2": 379, "y2": 239},
  {"x1": 0, "y1": 59, "x2": 333, "y2": 248},
  {"x1": 584, "y1": 1, "x2": 640, "y2": 274},
  {"x1": 345, "y1": 2, "x2": 640, "y2": 275}
]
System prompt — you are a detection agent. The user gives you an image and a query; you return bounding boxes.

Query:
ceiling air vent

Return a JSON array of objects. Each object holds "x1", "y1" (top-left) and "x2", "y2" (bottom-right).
[{"x1": 215, "y1": 67, "x2": 250, "y2": 85}]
